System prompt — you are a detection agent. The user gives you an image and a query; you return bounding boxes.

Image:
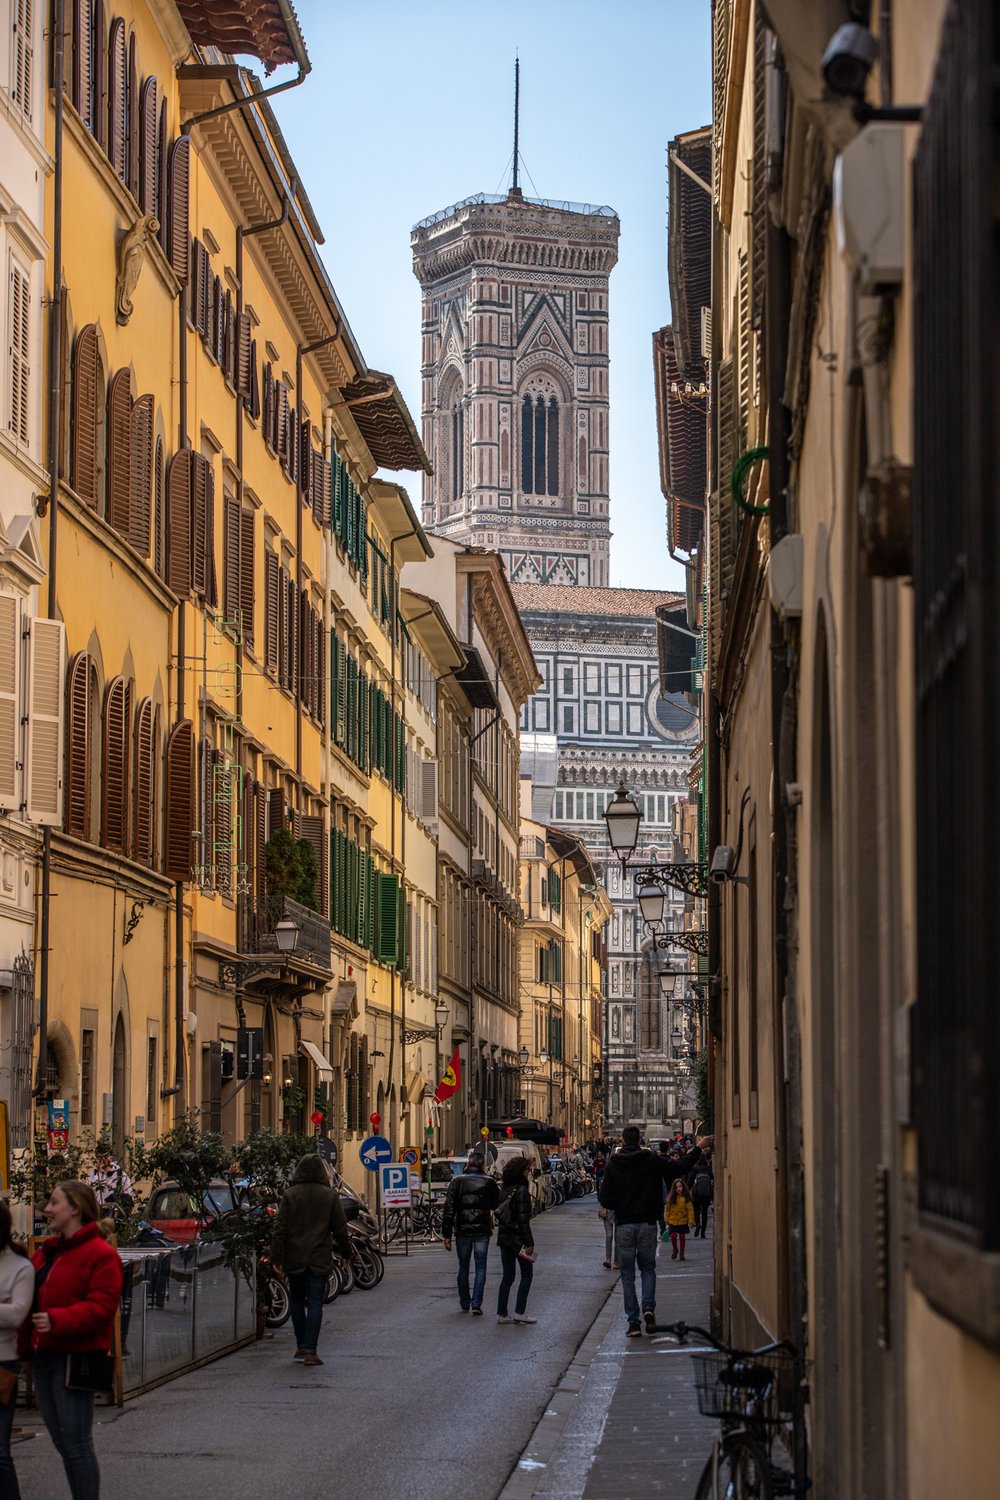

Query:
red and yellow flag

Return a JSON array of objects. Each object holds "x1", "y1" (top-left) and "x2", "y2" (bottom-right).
[{"x1": 434, "y1": 1046, "x2": 462, "y2": 1102}]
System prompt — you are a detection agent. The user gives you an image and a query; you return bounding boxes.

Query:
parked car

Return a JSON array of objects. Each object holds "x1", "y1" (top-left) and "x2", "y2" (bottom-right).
[
  {"x1": 488, "y1": 1141, "x2": 548, "y2": 1212},
  {"x1": 147, "y1": 1178, "x2": 241, "y2": 1243}
]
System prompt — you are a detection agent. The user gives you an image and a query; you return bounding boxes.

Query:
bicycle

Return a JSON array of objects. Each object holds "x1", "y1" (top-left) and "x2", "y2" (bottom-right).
[{"x1": 661, "y1": 1321, "x2": 811, "y2": 1499}]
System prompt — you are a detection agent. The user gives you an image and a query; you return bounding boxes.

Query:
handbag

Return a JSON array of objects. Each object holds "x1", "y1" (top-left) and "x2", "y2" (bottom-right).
[
  {"x1": 64, "y1": 1351, "x2": 115, "y2": 1395},
  {"x1": 0, "y1": 1367, "x2": 18, "y2": 1406}
]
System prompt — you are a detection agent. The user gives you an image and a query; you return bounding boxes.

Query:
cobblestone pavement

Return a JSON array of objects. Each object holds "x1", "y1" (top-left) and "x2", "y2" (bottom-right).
[{"x1": 502, "y1": 1218, "x2": 717, "y2": 1500}]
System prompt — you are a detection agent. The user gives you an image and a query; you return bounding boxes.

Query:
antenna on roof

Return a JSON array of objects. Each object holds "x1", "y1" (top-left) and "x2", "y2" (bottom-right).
[{"x1": 511, "y1": 55, "x2": 522, "y2": 198}]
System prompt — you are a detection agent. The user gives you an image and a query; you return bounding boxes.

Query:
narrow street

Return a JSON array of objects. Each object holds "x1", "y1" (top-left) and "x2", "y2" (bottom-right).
[{"x1": 13, "y1": 1201, "x2": 636, "y2": 1500}]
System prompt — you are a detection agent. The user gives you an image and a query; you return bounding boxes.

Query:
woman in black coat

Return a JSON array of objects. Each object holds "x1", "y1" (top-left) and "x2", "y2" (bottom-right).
[{"x1": 495, "y1": 1157, "x2": 536, "y2": 1325}]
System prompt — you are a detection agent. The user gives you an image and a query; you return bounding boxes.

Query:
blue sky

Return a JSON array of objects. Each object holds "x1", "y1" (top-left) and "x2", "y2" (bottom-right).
[{"x1": 271, "y1": 1, "x2": 711, "y2": 591}]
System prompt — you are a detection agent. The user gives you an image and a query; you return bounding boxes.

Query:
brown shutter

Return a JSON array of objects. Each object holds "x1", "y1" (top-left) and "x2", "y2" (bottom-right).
[
  {"x1": 278, "y1": 564, "x2": 289, "y2": 687},
  {"x1": 57, "y1": 291, "x2": 70, "y2": 479},
  {"x1": 139, "y1": 76, "x2": 157, "y2": 216},
  {"x1": 240, "y1": 508, "x2": 255, "y2": 652},
  {"x1": 215, "y1": 751, "x2": 232, "y2": 898},
  {"x1": 191, "y1": 239, "x2": 208, "y2": 336},
  {"x1": 156, "y1": 98, "x2": 168, "y2": 251},
  {"x1": 128, "y1": 392, "x2": 153, "y2": 556},
  {"x1": 164, "y1": 719, "x2": 195, "y2": 882},
  {"x1": 236, "y1": 314, "x2": 251, "y2": 400},
  {"x1": 275, "y1": 382, "x2": 289, "y2": 465},
  {"x1": 168, "y1": 135, "x2": 190, "y2": 286},
  {"x1": 102, "y1": 676, "x2": 127, "y2": 852},
  {"x1": 166, "y1": 448, "x2": 192, "y2": 597},
  {"x1": 93, "y1": 0, "x2": 107, "y2": 150},
  {"x1": 153, "y1": 436, "x2": 165, "y2": 578},
  {"x1": 287, "y1": 573, "x2": 297, "y2": 695},
  {"x1": 191, "y1": 453, "x2": 212, "y2": 599},
  {"x1": 71, "y1": 325, "x2": 101, "y2": 507},
  {"x1": 200, "y1": 737, "x2": 214, "y2": 886},
  {"x1": 255, "y1": 781, "x2": 267, "y2": 909},
  {"x1": 106, "y1": 367, "x2": 133, "y2": 536},
  {"x1": 268, "y1": 785, "x2": 286, "y2": 838},
  {"x1": 65, "y1": 652, "x2": 90, "y2": 839},
  {"x1": 223, "y1": 289, "x2": 234, "y2": 385},
  {"x1": 249, "y1": 341, "x2": 260, "y2": 421},
  {"x1": 297, "y1": 813, "x2": 327, "y2": 917},
  {"x1": 133, "y1": 696, "x2": 154, "y2": 865},
  {"x1": 264, "y1": 548, "x2": 279, "y2": 673},
  {"x1": 108, "y1": 17, "x2": 126, "y2": 180},
  {"x1": 72, "y1": 0, "x2": 92, "y2": 122},
  {"x1": 212, "y1": 275, "x2": 223, "y2": 364},
  {"x1": 126, "y1": 32, "x2": 138, "y2": 198},
  {"x1": 223, "y1": 494, "x2": 240, "y2": 622},
  {"x1": 317, "y1": 617, "x2": 326, "y2": 730}
]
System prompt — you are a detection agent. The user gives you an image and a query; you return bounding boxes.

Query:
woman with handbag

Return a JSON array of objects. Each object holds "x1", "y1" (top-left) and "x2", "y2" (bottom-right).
[
  {"x1": 29, "y1": 1180, "x2": 123, "y2": 1499},
  {"x1": 495, "y1": 1157, "x2": 536, "y2": 1325},
  {"x1": 0, "y1": 1201, "x2": 34, "y2": 1497}
]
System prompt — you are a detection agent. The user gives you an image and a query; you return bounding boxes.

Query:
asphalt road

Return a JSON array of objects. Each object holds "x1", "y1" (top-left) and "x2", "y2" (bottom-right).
[{"x1": 14, "y1": 1196, "x2": 616, "y2": 1500}]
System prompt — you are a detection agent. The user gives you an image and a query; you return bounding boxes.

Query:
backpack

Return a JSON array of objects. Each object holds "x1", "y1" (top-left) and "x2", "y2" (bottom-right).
[
  {"x1": 495, "y1": 1190, "x2": 517, "y2": 1228},
  {"x1": 692, "y1": 1170, "x2": 713, "y2": 1201}
]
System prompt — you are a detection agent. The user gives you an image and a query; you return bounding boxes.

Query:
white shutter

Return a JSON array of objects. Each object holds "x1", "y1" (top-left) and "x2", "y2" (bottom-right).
[
  {"x1": 8, "y1": 259, "x2": 30, "y2": 446},
  {"x1": 420, "y1": 758, "x2": 438, "y2": 824},
  {"x1": 430, "y1": 916, "x2": 438, "y2": 996},
  {"x1": 0, "y1": 594, "x2": 21, "y2": 811},
  {"x1": 25, "y1": 616, "x2": 65, "y2": 825},
  {"x1": 12, "y1": 0, "x2": 33, "y2": 121},
  {"x1": 422, "y1": 912, "x2": 430, "y2": 992},
  {"x1": 413, "y1": 901, "x2": 422, "y2": 990}
]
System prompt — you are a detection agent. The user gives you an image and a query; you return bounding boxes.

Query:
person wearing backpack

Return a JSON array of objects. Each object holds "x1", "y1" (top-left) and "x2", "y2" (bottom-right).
[
  {"x1": 495, "y1": 1157, "x2": 536, "y2": 1325},
  {"x1": 690, "y1": 1160, "x2": 713, "y2": 1237}
]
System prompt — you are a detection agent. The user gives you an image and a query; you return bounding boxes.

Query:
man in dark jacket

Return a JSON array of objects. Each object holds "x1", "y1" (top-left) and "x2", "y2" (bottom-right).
[
  {"x1": 599, "y1": 1126, "x2": 710, "y2": 1337},
  {"x1": 441, "y1": 1152, "x2": 500, "y2": 1314},
  {"x1": 271, "y1": 1154, "x2": 352, "y2": 1365}
]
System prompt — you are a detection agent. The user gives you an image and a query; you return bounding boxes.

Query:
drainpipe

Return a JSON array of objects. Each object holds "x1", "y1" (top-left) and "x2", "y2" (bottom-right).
[{"x1": 35, "y1": 0, "x2": 66, "y2": 1100}]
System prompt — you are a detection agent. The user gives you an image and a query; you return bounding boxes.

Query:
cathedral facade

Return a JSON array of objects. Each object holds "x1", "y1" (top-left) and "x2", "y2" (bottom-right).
[{"x1": 411, "y1": 189, "x2": 619, "y2": 586}]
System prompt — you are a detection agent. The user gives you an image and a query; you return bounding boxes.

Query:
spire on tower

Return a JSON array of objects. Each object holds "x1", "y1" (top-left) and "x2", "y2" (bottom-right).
[{"x1": 511, "y1": 55, "x2": 523, "y2": 200}]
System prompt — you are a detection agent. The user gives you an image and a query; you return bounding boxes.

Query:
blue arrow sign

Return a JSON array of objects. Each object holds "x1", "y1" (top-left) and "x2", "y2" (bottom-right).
[{"x1": 359, "y1": 1134, "x2": 393, "y2": 1171}]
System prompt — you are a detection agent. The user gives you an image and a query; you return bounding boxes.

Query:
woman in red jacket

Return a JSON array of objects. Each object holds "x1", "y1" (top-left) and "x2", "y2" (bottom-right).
[{"x1": 30, "y1": 1180, "x2": 123, "y2": 1500}]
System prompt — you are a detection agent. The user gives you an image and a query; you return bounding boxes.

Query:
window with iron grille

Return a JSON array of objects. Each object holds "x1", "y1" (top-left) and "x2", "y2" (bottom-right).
[{"x1": 80, "y1": 1028, "x2": 95, "y2": 1127}]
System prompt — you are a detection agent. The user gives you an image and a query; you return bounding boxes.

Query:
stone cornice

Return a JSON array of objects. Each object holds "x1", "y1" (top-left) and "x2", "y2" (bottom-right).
[{"x1": 456, "y1": 553, "x2": 541, "y2": 707}]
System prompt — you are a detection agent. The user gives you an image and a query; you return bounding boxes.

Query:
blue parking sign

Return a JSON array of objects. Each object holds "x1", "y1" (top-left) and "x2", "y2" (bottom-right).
[{"x1": 379, "y1": 1163, "x2": 411, "y2": 1206}]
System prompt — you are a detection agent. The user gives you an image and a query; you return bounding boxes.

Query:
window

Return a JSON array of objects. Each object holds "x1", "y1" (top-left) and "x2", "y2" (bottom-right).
[
  {"x1": 7, "y1": 257, "x2": 30, "y2": 445},
  {"x1": 450, "y1": 391, "x2": 464, "y2": 502},
  {"x1": 80, "y1": 1029, "x2": 95, "y2": 1126},
  {"x1": 146, "y1": 1035, "x2": 157, "y2": 1126},
  {"x1": 520, "y1": 382, "x2": 560, "y2": 496},
  {"x1": 11, "y1": 0, "x2": 32, "y2": 121}
]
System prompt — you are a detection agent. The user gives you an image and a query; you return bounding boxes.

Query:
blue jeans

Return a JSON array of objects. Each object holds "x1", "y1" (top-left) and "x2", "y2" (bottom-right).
[
  {"x1": 286, "y1": 1269, "x2": 327, "y2": 1353},
  {"x1": 0, "y1": 1360, "x2": 20, "y2": 1499},
  {"x1": 497, "y1": 1244, "x2": 533, "y2": 1316},
  {"x1": 616, "y1": 1222, "x2": 659, "y2": 1324},
  {"x1": 31, "y1": 1352, "x2": 99, "y2": 1500},
  {"x1": 455, "y1": 1236, "x2": 489, "y2": 1309}
]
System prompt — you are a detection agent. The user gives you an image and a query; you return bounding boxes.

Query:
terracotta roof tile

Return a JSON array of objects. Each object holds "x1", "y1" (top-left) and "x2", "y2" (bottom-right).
[{"x1": 510, "y1": 583, "x2": 684, "y2": 618}]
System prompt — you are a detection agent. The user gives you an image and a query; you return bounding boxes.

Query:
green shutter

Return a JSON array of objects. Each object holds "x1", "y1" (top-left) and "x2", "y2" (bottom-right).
[
  {"x1": 398, "y1": 892, "x2": 408, "y2": 975},
  {"x1": 358, "y1": 673, "x2": 369, "y2": 771},
  {"x1": 551, "y1": 942, "x2": 562, "y2": 983},
  {"x1": 375, "y1": 872, "x2": 399, "y2": 964}
]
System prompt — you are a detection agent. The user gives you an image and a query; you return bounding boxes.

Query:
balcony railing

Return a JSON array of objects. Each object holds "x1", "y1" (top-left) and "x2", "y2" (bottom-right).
[{"x1": 246, "y1": 895, "x2": 331, "y2": 973}]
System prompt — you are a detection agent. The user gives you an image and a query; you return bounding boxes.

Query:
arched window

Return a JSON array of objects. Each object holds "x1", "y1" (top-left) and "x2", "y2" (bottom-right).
[
  {"x1": 451, "y1": 395, "x2": 464, "y2": 502},
  {"x1": 519, "y1": 379, "x2": 560, "y2": 497}
]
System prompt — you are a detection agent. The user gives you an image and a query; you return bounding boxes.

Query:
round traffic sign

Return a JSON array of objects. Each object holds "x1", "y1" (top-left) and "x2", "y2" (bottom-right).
[
  {"x1": 401, "y1": 1148, "x2": 418, "y2": 1167},
  {"x1": 359, "y1": 1134, "x2": 393, "y2": 1171}
]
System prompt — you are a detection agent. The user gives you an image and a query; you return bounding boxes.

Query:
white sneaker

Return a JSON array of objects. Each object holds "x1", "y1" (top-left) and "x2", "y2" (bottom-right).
[
  {"x1": 497, "y1": 1315, "x2": 512, "y2": 1324},
  {"x1": 513, "y1": 1314, "x2": 537, "y2": 1324}
]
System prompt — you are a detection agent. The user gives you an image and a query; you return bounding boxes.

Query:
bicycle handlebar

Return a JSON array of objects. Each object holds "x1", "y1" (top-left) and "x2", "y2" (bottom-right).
[{"x1": 662, "y1": 1320, "x2": 800, "y2": 1361}]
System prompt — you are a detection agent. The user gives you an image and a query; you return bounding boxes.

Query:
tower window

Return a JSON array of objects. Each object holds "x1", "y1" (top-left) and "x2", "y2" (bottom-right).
[{"x1": 521, "y1": 385, "x2": 560, "y2": 497}]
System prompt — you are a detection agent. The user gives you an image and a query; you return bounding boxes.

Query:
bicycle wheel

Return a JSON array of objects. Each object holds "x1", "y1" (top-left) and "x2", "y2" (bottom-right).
[
  {"x1": 696, "y1": 1432, "x2": 773, "y2": 1500},
  {"x1": 264, "y1": 1276, "x2": 290, "y2": 1329}
]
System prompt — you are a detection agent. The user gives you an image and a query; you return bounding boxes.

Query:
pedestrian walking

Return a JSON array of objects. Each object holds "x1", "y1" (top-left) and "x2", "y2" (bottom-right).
[
  {"x1": 85, "y1": 1148, "x2": 133, "y2": 1227},
  {"x1": 598, "y1": 1126, "x2": 709, "y2": 1337},
  {"x1": 663, "y1": 1178, "x2": 695, "y2": 1259},
  {"x1": 270, "y1": 1154, "x2": 352, "y2": 1367},
  {"x1": 441, "y1": 1150, "x2": 499, "y2": 1315},
  {"x1": 28, "y1": 1180, "x2": 123, "y2": 1500},
  {"x1": 689, "y1": 1159, "x2": 713, "y2": 1237},
  {"x1": 0, "y1": 1201, "x2": 33, "y2": 1498},
  {"x1": 597, "y1": 1201, "x2": 617, "y2": 1268},
  {"x1": 495, "y1": 1156, "x2": 537, "y2": 1324}
]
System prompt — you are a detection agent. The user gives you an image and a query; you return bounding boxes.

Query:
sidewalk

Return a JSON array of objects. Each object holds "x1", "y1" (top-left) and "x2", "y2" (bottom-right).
[{"x1": 503, "y1": 1222, "x2": 717, "y2": 1500}]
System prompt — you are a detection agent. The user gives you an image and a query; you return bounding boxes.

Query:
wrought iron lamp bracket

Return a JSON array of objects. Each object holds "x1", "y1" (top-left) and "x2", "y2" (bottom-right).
[
  {"x1": 219, "y1": 958, "x2": 282, "y2": 986},
  {"x1": 402, "y1": 1027, "x2": 439, "y2": 1044},
  {"x1": 633, "y1": 863, "x2": 709, "y2": 900}
]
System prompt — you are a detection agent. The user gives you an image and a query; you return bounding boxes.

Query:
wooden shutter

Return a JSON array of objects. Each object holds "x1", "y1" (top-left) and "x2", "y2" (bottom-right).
[
  {"x1": 297, "y1": 813, "x2": 326, "y2": 917},
  {"x1": 255, "y1": 781, "x2": 267, "y2": 909},
  {"x1": 287, "y1": 573, "x2": 297, "y2": 695},
  {"x1": 92, "y1": 0, "x2": 106, "y2": 149},
  {"x1": 300, "y1": 423, "x2": 311, "y2": 504},
  {"x1": 248, "y1": 340, "x2": 260, "y2": 421},
  {"x1": 166, "y1": 448, "x2": 192, "y2": 597},
  {"x1": 277, "y1": 563, "x2": 288, "y2": 686},
  {"x1": 299, "y1": 592, "x2": 310, "y2": 714},
  {"x1": 102, "y1": 676, "x2": 128, "y2": 851},
  {"x1": 156, "y1": 98, "x2": 168, "y2": 252},
  {"x1": 25, "y1": 616, "x2": 66, "y2": 827},
  {"x1": 153, "y1": 436, "x2": 165, "y2": 578},
  {"x1": 191, "y1": 453, "x2": 213, "y2": 600},
  {"x1": 72, "y1": 0, "x2": 92, "y2": 123},
  {"x1": 268, "y1": 785, "x2": 286, "y2": 838},
  {"x1": 168, "y1": 135, "x2": 190, "y2": 285},
  {"x1": 8, "y1": 258, "x2": 30, "y2": 446},
  {"x1": 106, "y1": 367, "x2": 133, "y2": 535},
  {"x1": 264, "y1": 549, "x2": 279, "y2": 672},
  {"x1": 132, "y1": 696, "x2": 154, "y2": 864},
  {"x1": 315, "y1": 614, "x2": 325, "y2": 729},
  {"x1": 191, "y1": 239, "x2": 208, "y2": 336},
  {"x1": 199, "y1": 737, "x2": 214, "y2": 886},
  {"x1": 71, "y1": 325, "x2": 101, "y2": 507},
  {"x1": 275, "y1": 382, "x2": 289, "y2": 466},
  {"x1": 262, "y1": 363, "x2": 274, "y2": 450},
  {"x1": 212, "y1": 275, "x2": 223, "y2": 364},
  {"x1": 236, "y1": 313, "x2": 252, "y2": 400},
  {"x1": 10, "y1": 0, "x2": 32, "y2": 120},
  {"x1": 65, "y1": 653, "x2": 90, "y2": 838},
  {"x1": 240, "y1": 508, "x2": 255, "y2": 651},
  {"x1": 107, "y1": 17, "x2": 126, "y2": 181},
  {"x1": 139, "y1": 76, "x2": 157, "y2": 215},
  {"x1": 215, "y1": 751, "x2": 232, "y2": 898},
  {"x1": 223, "y1": 494, "x2": 240, "y2": 622},
  {"x1": 164, "y1": 720, "x2": 194, "y2": 882},
  {"x1": 0, "y1": 594, "x2": 20, "y2": 812},
  {"x1": 128, "y1": 392, "x2": 153, "y2": 556},
  {"x1": 223, "y1": 289, "x2": 235, "y2": 386},
  {"x1": 375, "y1": 872, "x2": 399, "y2": 964},
  {"x1": 126, "y1": 32, "x2": 138, "y2": 198}
]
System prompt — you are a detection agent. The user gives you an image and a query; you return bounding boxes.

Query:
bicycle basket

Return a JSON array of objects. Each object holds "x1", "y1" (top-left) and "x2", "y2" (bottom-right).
[{"x1": 690, "y1": 1348, "x2": 802, "y2": 1423}]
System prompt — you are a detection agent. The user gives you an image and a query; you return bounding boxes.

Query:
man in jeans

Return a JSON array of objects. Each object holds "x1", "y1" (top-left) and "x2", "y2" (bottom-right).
[
  {"x1": 441, "y1": 1151, "x2": 499, "y2": 1314},
  {"x1": 271, "y1": 1154, "x2": 353, "y2": 1365},
  {"x1": 599, "y1": 1127, "x2": 710, "y2": 1337}
]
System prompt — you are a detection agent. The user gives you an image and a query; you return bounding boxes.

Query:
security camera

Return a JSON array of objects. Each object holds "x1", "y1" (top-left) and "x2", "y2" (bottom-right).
[
  {"x1": 710, "y1": 846, "x2": 737, "y2": 885},
  {"x1": 821, "y1": 22, "x2": 878, "y2": 98}
]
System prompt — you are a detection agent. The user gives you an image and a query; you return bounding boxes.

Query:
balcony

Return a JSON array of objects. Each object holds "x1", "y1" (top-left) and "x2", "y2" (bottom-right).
[{"x1": 243, "y1": 895, "x2": 332, "y2": 977}]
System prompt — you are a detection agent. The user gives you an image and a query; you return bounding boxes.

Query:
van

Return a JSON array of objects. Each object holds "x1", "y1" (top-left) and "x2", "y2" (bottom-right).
[{"x1": 489, "y1": 1140, "x2": 547, "y2": 1212}]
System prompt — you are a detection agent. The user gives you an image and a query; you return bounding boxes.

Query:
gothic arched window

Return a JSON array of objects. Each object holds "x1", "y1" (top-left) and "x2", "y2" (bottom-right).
[
  {"x1": 520, "y1": 379, "x2": 560, "y2": 497},
  {"x1": 451, "y1": 394, "x2": 464, "y2": 502}
]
